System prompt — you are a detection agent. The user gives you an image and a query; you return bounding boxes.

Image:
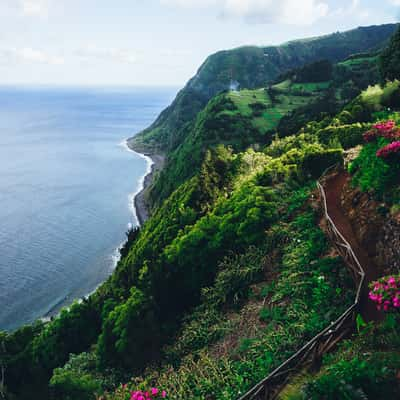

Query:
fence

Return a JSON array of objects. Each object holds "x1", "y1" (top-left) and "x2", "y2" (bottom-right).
[{"x1": 238, "y1": 168, "x2": 366, "y2": 400}]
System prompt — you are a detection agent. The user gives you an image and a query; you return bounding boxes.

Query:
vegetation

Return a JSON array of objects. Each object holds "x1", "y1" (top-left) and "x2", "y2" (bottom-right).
[
  {"x1": 277, "y1": 316, "x2": 400, "y2": 400},
  {"x1": 106, "y1": 208, "x2": 354, "y2": 400},
  {"x1": 2, "y1": 24, "x2": 400, "y2": 400},
  {"x1": 380, "y1": 26, "x2": 400, "y2": 81},
  {"x1": 130, "y1": 24, "x2": 398, "y2": 153},
  {"x1": 349, "y1": 113, "x2": 400, "y2": 202}
]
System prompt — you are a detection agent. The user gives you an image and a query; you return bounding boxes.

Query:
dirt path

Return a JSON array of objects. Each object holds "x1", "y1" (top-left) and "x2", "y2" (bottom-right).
[{"x1": 324, "y1": 172, "x2": 382, "y2": 322}]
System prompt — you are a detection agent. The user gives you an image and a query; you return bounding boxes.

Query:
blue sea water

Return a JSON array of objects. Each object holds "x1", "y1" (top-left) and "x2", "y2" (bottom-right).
[{"x1": 0, "y1": 86, "x2": 176, "y2": 331}]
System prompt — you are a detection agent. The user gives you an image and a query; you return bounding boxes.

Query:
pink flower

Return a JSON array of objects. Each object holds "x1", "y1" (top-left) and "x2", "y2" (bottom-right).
[
  {"x1": 363, "y1": 120, "x2": 400, "y2": 143},
  {"x1": 370, "y1": 274, "x2": 400, "y2": 312},
  {"x1": 127, "y1": 388, "x2": 167, "y2": 400},
  {"x1": 376, "y1": 141, "x2": 400, "y2": 158}
]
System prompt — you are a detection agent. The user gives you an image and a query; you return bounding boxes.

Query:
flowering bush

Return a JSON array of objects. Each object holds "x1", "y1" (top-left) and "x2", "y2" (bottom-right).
[
  {"x1": 130, "y1": 388, "x2": 166, "y2": 400},
  {"x1": 373, "y1": 120, "x2": 396, "y2": 134},
  {"x1": 363, "y1": 129, "x2": 378, "y2": 143},
  {"x1": 369, "y1": 275, "x2": 400, "y2": 312},
  {"x1": 363, "y1": 120, "x2": 400, "y2": 143},
  {"x1": 111, "y1": 385, "x2": 167, "y2": 400},
  {"x1": 376, "y1": 141, "x2": 400, "y2": 159}
]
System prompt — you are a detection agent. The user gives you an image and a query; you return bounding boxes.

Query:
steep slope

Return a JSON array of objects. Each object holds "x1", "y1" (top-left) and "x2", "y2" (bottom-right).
[
  {"x1": 103, "y1": 82, "x2": 400, "y2": 400},
  {"x1": 129, "y1": 24, "x2": 398, "y2": 153},
  {"x1": 2, "y1": 25, "x2": 400, "y2": 400},
  {"x1": 146, "y1": 51, "x2": 384, "y2": 210}
]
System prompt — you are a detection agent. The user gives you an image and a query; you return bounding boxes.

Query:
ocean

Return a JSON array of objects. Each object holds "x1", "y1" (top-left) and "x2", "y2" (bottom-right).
[{"x1": 0, "y1": 85, "x2": 176, "y2": 331}]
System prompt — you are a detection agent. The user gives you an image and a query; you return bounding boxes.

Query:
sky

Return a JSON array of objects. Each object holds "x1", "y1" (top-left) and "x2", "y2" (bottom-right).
[{"x1": 0, "y1": 0, "x2": 399, "y2": 86}]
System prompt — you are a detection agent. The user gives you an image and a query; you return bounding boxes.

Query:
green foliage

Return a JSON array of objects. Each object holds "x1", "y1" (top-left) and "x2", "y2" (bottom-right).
[
  {"x1": 277, "y1": 89, "x2": 339, "y2": 137},
  {"x1": 300, "y1": 148, "x2": 343, "y2": 179},
  {"x1": 147, "y1": 94, "x2": 264, "y2": 208},
  {"x1": 32, "y1": 300, "x2": 101, "y2": 374},
  {"x1": 265, "y1": 134, "x2": 316, "y2": 157},
  {"x1": 131, "y1": 24, "x2": 397, "y2": 153},
  {"x1": 349, "y1": 137, "x2": 400, "y2": 199},
  {"x1": 97, "y1": 287, "x2": 160, "y2": 372},
  {"x1": 293, "y1": 60, "x2": 333, "y2": 83},
  {"x1": 50, "y1": 352, "x2": 120, "y2": 400},
  {"x1": 110, "y1": 210, "x2": 353, "y2": 400},
  {"x1": 4, "y1": 24, "x2": 400, "y2": 400},
  {"x1": 317, "y1": 123, "x2": 369, "y2": 149},
  {"x1": 335, "y1": 54, "x2": 381, "y2": 98},
  {"x1": 304, "y1": 354, "x2": 400, "y2": 399},
  {"x1": 164, "y1": 244, "x2": 272, "y2": 362},
  {"x1": 163, "y1": 180, "x2": 278, "y2": 288},
  {"x1": 380, "y1": 26, "x2": 400, "y2": 81},
  {"x1": 0, "y1": 322, "x2": 49, "y2": 399},
  {"x1": 357, "y1": 81, "x2": 400, "y2": 113},
  {"x1": 50, "y1": 371, "x2": 100, "y2": 400}
]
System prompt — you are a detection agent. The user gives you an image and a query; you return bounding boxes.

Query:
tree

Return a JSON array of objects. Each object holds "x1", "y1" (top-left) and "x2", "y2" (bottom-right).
[
  {"x1": 380, "y1": 27, "x2": 400, "y2": 81},
  {"x1": 96, "y1": 287, "x2": 160, "y2": 372}
]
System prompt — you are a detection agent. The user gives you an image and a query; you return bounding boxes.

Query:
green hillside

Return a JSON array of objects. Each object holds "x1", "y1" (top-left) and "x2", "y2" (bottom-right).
[
  {"x1": 129, "y1": 24, "x2": 398, "y2": 154},
  {"x1": 2, "y1": 24, "x2": 400, "y2": 400},
  {"x1": 146, "y1": 51, "x2": 383, "y2": 210}
]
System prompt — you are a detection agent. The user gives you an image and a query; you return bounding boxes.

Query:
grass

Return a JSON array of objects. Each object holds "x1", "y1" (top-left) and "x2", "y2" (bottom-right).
[
  {"x1": 338, "y1": 55, "x2": 379, "y2": 68},
  {"x1": 227, "y1": 88, "x2": 319, "y2": 132},
  {"x1": 272, "y1": 80, "x2": 330, "y2": 93},
  {"x1": 276, "y1": 315, "x2": 400, "y2": 400},
  {"x1": 291, "y1": 82, "x2": 331, "y2": 92},
  {"x1": 107, "y1": 201, "x2": 355, "y2": 400}
]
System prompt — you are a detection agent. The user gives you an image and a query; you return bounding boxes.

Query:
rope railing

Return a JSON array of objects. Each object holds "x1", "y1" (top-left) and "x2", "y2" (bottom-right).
[{"x1": 238, "y1": 167, "x2": 366, "y2": 400}]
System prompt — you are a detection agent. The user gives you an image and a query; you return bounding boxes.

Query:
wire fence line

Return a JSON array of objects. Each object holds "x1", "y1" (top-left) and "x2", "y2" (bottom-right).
[{"x1": 238, "y1": 168, "x2": 366, "y2": 400}]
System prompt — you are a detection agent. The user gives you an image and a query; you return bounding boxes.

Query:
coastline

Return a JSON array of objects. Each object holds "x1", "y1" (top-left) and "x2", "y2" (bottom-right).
[
  {"x1": 124, "y1": 140, "x2": 165, "y2": 226},
  {"x1": 41, "y1": 141, "x2": 164, "y2": 325}
]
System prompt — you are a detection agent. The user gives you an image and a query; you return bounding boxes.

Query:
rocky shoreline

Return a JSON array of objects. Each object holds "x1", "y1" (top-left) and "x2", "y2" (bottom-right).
[{"x1": 126, "y1": 141, "x2": 165, "y2": 225}]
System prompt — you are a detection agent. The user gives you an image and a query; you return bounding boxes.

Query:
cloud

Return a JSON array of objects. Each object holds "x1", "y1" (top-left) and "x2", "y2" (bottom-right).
[
  {"x1": 160, "y1": 0, "x2": 329, "y2": 25},
  {"x1": 160, "y1": 0, "x2": 217, "y2": 7},
  {"x1": 75, "y1": 46, "x2": 139, "y2": 65},
  {"x1": 330, "y1": 0, "x2": 370, "y2": 20},
  {"x1": 389, "y1": 0, "x2": 400, "y2": 5},
  {"x1": 20, "y1": 0, "x2": 50, "y2": 17},
  {"x1": 0, "y1": 46, "x2": 64, "y2": 65},
  {"x1": 0, "y1": 0, "x2": 51, "y2": 17}
]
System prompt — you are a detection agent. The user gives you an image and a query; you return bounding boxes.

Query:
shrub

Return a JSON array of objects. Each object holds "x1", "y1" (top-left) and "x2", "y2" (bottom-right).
[
  {"x1": 304, "y1": 354, "x2": 400, "y2": 399},
  {"x1": 376, "y1": 141, "x2": 400, "y2": 159},
  {"x1": 350, "y1": 137, "x2": 400, "y2": 198},
  {"x1": 50, "y1": 368, "x2": 102, "y2": 400},
  {"x1": 363, "y1": 120, "x2": 400, "y2": 143},
  {"x1": 380, "y1": 26, "x2": 400, "y2": 81},
  {"x1": 300, "y1": 149, "x2": 343, "y2": 179},
  {"x1": 369, "y1": 275, "x2": 400, "y2": 312},
  {"x1": 317, "y1": 123, "x2": 367, "y2": 149}
]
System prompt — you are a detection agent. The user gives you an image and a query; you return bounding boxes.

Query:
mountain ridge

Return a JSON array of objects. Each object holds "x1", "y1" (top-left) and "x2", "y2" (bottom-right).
[{"x1": 129, "y1": 23, "x2": 398, "y2": 153}]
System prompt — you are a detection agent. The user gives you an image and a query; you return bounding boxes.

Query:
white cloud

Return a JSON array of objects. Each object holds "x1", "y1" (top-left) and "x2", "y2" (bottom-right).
[
  {"x1": 160, "y1": 0, "x2": 217, "y2": 7},
  {"x1": 389, "y1": 0, "x2": 400, "y2": 5},
  {"x1": 331, "y1": 0, "x2": 370, "y2": 20},
  {"x1": 160, "y1": 0, "x2": 329, "y2": 25},
  {"x1": 75, "y1": 46, "x2": 139, "y2": 65},
  {"x1": 20, "y1": 0, "x2": 50, "y2": 17},
  {"x1": 0, "y1": 46, "x2": 64, "y2": 65},
  {"x1": 0, "y1": 0, "x2": 52, "y2": 17}
]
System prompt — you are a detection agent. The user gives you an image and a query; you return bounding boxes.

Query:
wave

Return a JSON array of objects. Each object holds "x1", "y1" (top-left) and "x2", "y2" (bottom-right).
[
  {"x1": 41, "y1": 140, "x2": 153, "y2": 321},
  {"x1": 119, "y1": 139, "x2": 153, "y2": 227}
]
